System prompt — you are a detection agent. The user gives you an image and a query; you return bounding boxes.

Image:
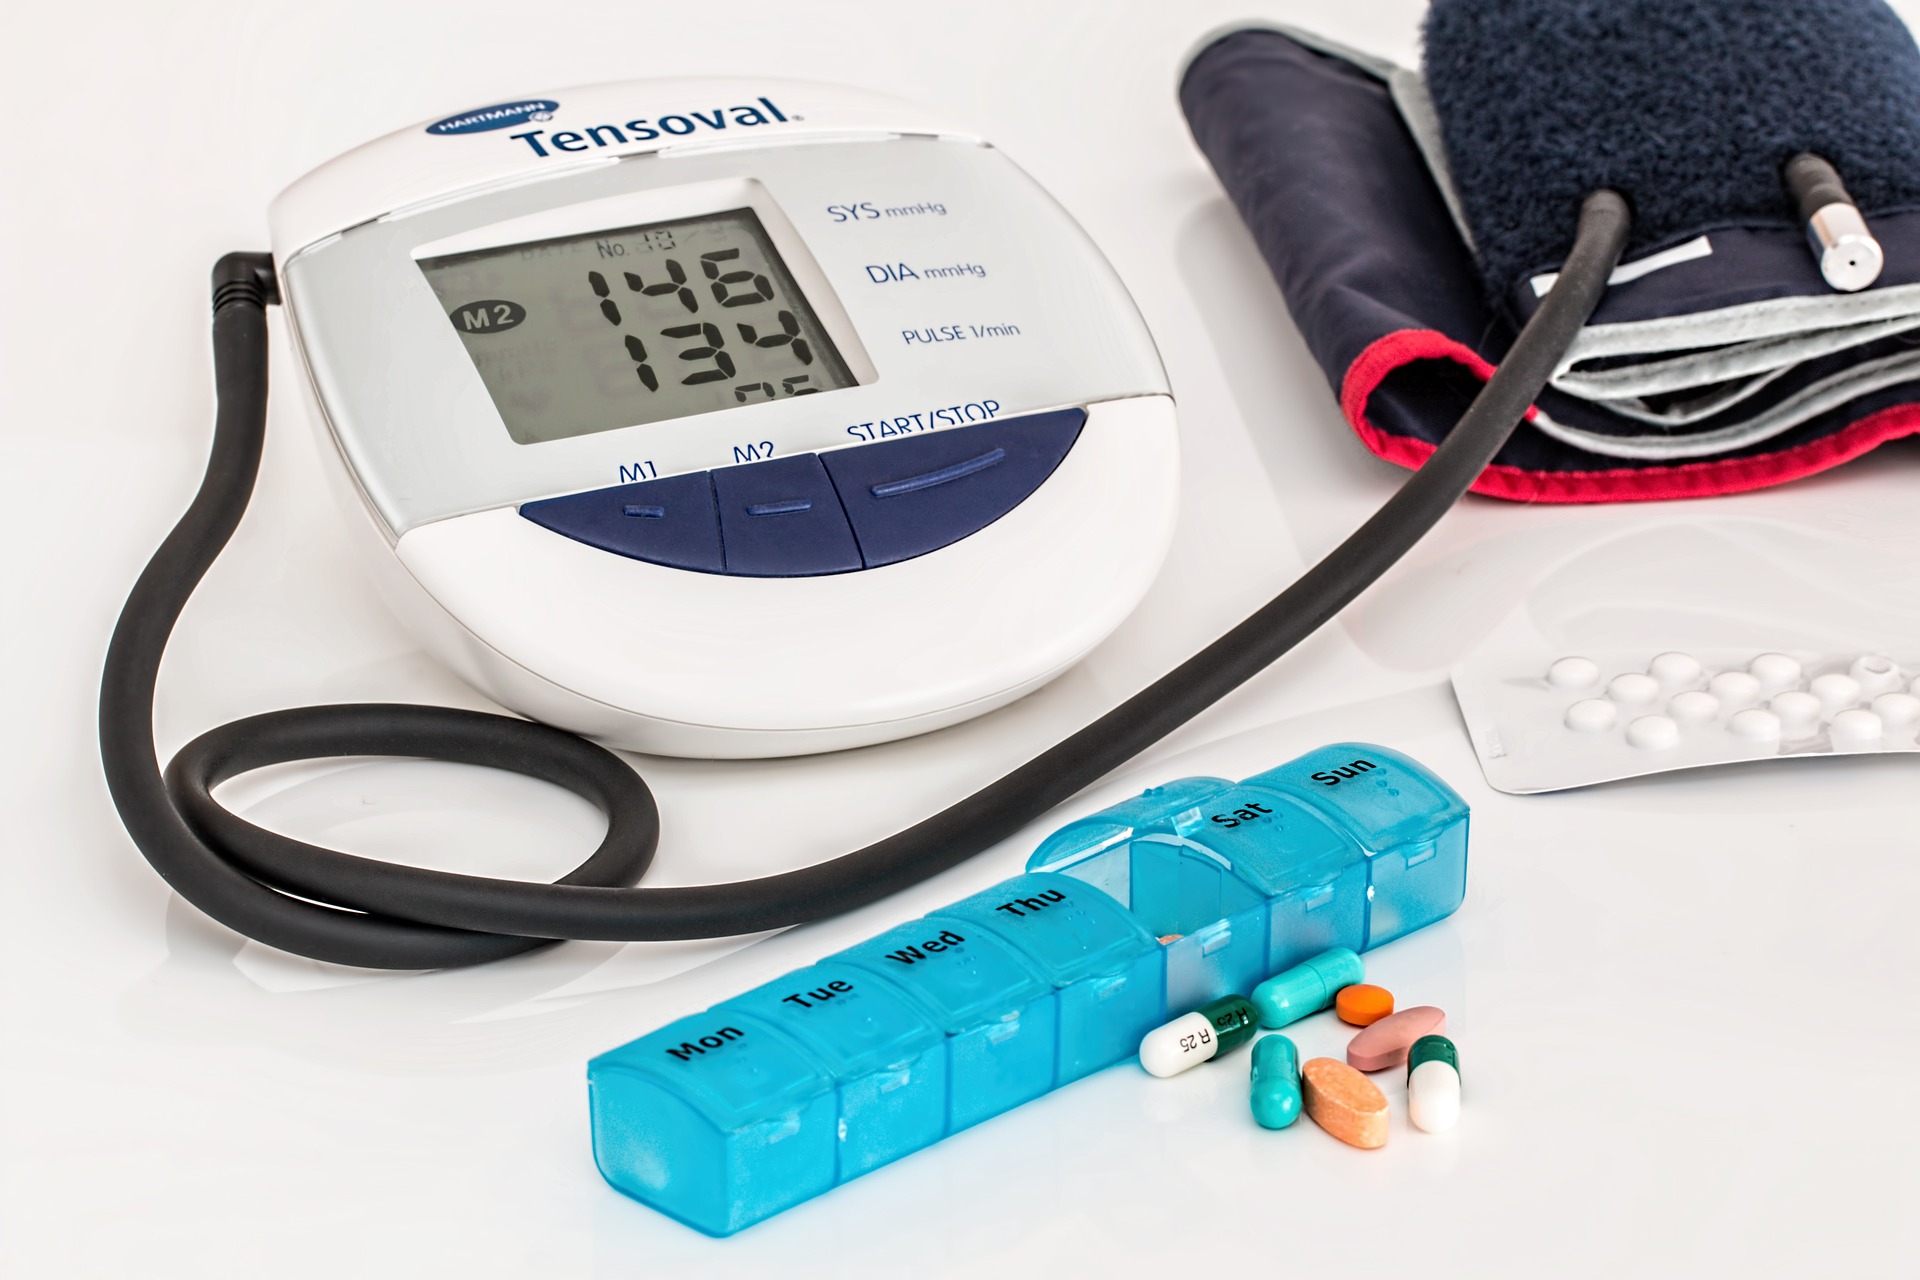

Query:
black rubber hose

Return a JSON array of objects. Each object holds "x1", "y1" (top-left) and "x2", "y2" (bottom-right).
[{"x1": 101, "y1": 193, "x2": 1629, "y2": 970}]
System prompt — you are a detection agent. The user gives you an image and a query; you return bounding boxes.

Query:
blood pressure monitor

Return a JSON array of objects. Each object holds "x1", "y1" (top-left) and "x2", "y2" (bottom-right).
[{"x1": 271, "y1": 78, "x2": 1176, "y2": 757}]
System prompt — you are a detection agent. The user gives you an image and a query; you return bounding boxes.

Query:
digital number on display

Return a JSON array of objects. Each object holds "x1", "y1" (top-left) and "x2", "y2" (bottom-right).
[{"x1": 419, "y1": 207, "x2": 859, "y2": 445}]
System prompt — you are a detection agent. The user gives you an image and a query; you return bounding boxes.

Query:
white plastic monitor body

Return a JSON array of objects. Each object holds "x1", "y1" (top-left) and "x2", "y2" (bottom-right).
[{"x1": 271, "y1": 78, "x2": 1176, "y2": 757}]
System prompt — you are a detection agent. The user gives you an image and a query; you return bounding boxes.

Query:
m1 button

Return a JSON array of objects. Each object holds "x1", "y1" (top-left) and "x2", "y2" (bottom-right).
[{"x1": 519, "y1": 471, "x2": 724, "y2": 572}]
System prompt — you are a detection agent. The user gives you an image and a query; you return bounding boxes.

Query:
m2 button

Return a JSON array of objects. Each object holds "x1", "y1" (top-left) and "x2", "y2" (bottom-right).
[
  {"x1": 822, "y1": 408, "x2": 1084, "y2": 567},
  {"x1": 713, "y1": 453, "x2": 862, "y2": 577},
  {"x1": 519, "y1": 470, "x2": 725, "y2": 573}
]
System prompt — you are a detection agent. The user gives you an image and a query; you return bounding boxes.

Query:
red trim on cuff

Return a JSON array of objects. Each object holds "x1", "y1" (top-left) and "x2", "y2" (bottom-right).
[{"x1": 1337, "y1": 328, "x2": 1920, "y2": 503}]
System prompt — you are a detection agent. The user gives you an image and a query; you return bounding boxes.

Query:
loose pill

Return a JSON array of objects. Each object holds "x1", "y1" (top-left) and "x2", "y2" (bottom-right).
[
  {"x1": 1625, "y1": 714, "x2": 1680, "y2": 750},
  {"x1": 1139, "y1": 995, "x2": 1258, "y2": 1078},
  {"x1": 1249, "y1": 1035, "x2": 1302, "y2": 1129},
  {"x1": 1667, "y1": 690, "x2": 1720, "y2": 724},
  {"x1": 1564, "y1": 698, "x2": 1616, "y2": 732},
  {"x1": 1301, "y1": 1057, "x2": 1389, "y2": 1149},
  {"x1": 1334, "y1": 984, "x2": 1394, "y2": 1026},
  {"x1": 1546, "y1": 656, "x2": 1600, "y2": 690},
  {"x1": 1250, "y1": 947, "x2": 1365, "y2": 1029},
  {"x1": 1648, "y1": 651, "x2": 1702, "y2": 687},
  {"x1": 1407, "y1": 1035, "x2": 1460, "y2": 1134},
  {"x1": 1607, "y1": 673, "x2": 1660, "y2": 705},
  {"x1": 1346, "y1": 1005, "x2": 1447, "y2": 1072},
  {"x1": 1809, "y1": 672, "x2": 1863, "y2": 713},
  {"x1": 1157, "y1": 934, "x2": 1183, "y2": 945},
  {"x1": 1750, "y1": 652, "x2": 1802, "y2": 690}
]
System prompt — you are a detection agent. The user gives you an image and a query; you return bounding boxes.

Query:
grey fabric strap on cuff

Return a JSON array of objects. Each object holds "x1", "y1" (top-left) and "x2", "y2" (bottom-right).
[
  {"x1": 1534, "y1": 347, "x2": 1920, "y2": 459},
  {"x1": 1544, "y1": 280, "x2": 1920, "y2": 440}
]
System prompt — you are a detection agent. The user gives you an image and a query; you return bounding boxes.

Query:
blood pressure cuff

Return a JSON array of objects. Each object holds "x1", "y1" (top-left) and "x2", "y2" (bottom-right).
[{"x1": 1178, "y1": 25, "x2": 1920, "y2": 502}]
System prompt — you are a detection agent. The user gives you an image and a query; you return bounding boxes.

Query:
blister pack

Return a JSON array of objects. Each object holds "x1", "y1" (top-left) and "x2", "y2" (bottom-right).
[{"x1": 1453, "y1": 647, "x2": 1920, "y2": 793}]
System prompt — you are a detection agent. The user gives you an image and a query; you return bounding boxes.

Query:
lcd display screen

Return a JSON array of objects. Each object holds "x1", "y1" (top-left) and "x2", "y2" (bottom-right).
[{"x1": 418, "y1": 207, "x2": 858, "y2": 444}]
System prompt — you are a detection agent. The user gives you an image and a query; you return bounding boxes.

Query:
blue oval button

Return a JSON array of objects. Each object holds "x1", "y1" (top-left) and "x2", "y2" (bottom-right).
[{"x1": 821, "y1": 409, "x2": 1084, "y2": 568}]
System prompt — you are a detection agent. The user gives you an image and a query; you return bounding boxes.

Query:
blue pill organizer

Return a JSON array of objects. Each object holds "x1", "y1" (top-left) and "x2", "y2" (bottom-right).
[{"x1": 587, "y1": 743, "x2": 1469, "y2": 1235}]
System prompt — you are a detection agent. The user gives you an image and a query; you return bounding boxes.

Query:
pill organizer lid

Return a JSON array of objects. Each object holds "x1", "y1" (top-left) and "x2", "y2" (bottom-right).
[
  {"x1": 1248, "y1": 743, "x2": 1468, "y2": 851},
  {"x1": 589, "y1": 1011, "x2": 830, "y2": 1131},
  {"x1": 1024, "y1": 776, "x2": 1234, "y2": 873},
  {"x1": 719, "y1": 962, "x2": 943, "y2": 1077},
  {"x1": 833, "y1": 916, "x2": 1051, "y2": 1031},
  {"x1": 1179, "y1": 785, "x2": 1360, "y2": 896},
  {"x1": 941, "y1": 873, "x2": 1158, "y2": 985}
]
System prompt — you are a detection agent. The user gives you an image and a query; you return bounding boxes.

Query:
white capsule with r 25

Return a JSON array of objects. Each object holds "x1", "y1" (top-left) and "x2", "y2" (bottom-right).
[{"x1": 1139, "y1": 996, "x2": 1258, "y2": 1078}]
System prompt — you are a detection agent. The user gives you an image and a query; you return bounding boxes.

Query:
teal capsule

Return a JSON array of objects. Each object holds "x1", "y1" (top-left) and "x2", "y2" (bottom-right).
[
  {"x1": 1249, "y1": 1035, "x2": 1301, "y2": 1129},
  {"x1": 1250, "y1": 947, "x2": 1365, "y2": 1028}
]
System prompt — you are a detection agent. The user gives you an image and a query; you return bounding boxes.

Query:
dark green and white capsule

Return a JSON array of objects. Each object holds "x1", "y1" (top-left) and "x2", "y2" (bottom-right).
[
  {"x1": 1139, "y1": 995, "x2": 1259, "y2": 1078},
  {"x1": 1407, "y1": 1034, "x2": 1460, "y2": 1133}
]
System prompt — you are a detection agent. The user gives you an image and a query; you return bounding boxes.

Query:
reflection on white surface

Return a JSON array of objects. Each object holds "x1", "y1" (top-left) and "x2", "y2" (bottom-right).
[
  {"x1": 117, "y1": 760, "x2": 769, "y2": 1072},
  {"x1": 11, "y1": 0, "x2": 1920, "y2": 1272},
  {"x1": 123, "y1": 688, "x2": 1477, "y2": 1077}
]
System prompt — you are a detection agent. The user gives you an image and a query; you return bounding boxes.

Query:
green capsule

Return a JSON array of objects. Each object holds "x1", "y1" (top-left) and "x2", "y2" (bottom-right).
[
  {"x1": 1202, "y1": 994, "x2": 1259, "y2": 1055},
  {"x1": 1249, "y1": 1035, "x2": 1301, "y2": 1129},
  {"x1": 1407, "y1": 1034, "x2": 1458, "y2": 1076}
]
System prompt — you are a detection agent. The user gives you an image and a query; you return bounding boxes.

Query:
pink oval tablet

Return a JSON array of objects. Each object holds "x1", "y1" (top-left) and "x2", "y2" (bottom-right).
[{"x1": 1345, "y1": 1006, "x2": 1447, "y2": 1072}]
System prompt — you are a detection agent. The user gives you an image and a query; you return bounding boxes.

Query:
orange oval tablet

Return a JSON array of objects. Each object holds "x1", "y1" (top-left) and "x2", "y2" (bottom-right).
[
  {"x1": 1334, "y1": 983, "x2": 1395, "y2": 1026},
  {"x1": 1301, "y1": 1057, "x2": 1389, "y2": 1149}
]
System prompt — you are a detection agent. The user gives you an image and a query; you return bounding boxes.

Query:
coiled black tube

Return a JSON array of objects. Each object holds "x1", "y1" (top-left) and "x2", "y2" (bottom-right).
[{"x1": 100, "y1": 195, "x2": 1629, "y2": 970}]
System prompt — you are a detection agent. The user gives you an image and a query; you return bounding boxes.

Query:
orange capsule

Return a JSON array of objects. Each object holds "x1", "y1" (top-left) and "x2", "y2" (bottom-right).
[{"x1": 1335, "y1": 983, "x2": 1395, "y2": 1027}]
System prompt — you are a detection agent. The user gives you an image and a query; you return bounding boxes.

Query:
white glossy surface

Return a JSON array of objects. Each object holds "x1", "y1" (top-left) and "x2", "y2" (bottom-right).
[{"x1": 6, "y1": 2, "x2": 1920, "y2": 1277}]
